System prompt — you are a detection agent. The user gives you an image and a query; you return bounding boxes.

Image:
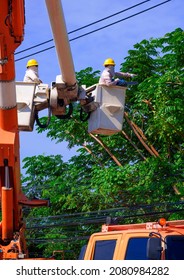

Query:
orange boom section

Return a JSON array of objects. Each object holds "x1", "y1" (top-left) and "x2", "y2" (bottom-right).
[
  {"x1": 0, "y1": 2, "x2": 49, "y2": 259},
  {"x1": 0, "y1": 0, "x2": 25, "y2": 80},
  {"x1": 0, "y1": 0, "x2": 25, "y2": 259}
]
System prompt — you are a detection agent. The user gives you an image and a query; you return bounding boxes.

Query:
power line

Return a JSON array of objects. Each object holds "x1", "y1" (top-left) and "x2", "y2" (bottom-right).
[
  {"x1": 15, "y1": 0, "x2": 152, "y2": 55},
  {"x1": 25, "y1": 207, "x2": 184, "y2": 232},
  {"x1": 15, "y1": 0, "x2": 171, "y2": 62},
  {"x1": 25, "y1": 201, "x2": 184, "y2": 226}
]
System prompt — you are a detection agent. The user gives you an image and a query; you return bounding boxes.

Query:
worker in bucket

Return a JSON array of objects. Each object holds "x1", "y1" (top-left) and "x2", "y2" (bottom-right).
[
  {"x1": 23, "y1": 59, "x2": 42, "y2": 84},
  {"x1": 99, "y1": 58, "x2": 137, "y2": 87}
]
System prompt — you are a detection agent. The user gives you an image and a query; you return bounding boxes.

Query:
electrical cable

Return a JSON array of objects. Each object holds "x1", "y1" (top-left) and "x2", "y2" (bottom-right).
[
  {"x1": 15, "y1": 0, "x2": 171, "y2": 62},
  {"x1": 15, "y1": 0, "x2": 152, "y2": 55},
  {"x1": 25, "y1": 207, "x2": 184, "y2": 245},
  {"x1": 25, "y1": 200, "x2": 184, "y2": 222},
  {"x1": 25, "y1": 201, "x2": 184, "y2": 245},
  {"x1": 24, "y1": 201, "x2": 184, "y2": 232}
]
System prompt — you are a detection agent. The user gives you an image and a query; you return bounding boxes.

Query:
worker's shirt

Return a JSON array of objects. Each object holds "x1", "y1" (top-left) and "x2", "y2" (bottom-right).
[
  {"x1": 99, "y1": 66, "x2": 132, "y2": 86},
  {"x1": 23, "y1": 66, "x2": 41, "y2": 83}
]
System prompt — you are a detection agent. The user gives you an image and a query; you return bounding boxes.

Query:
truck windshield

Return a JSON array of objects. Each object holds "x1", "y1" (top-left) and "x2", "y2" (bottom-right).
[
  {"x1": 93, "y1": 239, "x2": 116, "y2": 260},
  {"x1": 125, "y1": 237, "x2": 149, "y2": 260},
  {"x1": 165, "y1": 235, "x2": 184, "y2": 260}
]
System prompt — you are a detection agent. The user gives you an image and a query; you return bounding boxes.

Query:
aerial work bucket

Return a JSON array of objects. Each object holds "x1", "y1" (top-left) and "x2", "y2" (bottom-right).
[
  {"x1": 16, "y1": 82, "x2": 36, "y2": 131},
  {"x1": 16, "y1": 82, "x2": 49, "y2": 131},
  {"x1": 88, "y1": 85, "x2": 126, "y2": 135}
]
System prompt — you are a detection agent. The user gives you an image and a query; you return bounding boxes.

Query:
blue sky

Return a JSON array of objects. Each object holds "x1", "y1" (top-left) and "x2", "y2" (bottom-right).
[{"x1": 14, "y1": 0, "x2": 184, "y2": 171}]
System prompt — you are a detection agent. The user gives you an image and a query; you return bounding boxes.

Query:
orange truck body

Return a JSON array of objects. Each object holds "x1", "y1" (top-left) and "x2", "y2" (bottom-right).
[{"x1": 80, "y1": 219, "x2": 184, "y2": 260}]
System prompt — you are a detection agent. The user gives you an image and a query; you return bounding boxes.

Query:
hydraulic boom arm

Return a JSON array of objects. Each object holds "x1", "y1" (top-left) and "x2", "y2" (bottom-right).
[
  {"x1": 0, "y1": 0, "x2": 48, "y2": 260},
  {"x1": 0, "y1": 0, "x2": 25, "y2": 257}
]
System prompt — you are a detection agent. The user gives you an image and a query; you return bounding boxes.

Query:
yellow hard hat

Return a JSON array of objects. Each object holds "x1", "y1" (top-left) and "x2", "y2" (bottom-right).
[
  {"x1": 103, "y1": 58, "x2": 115, "y2": 66},
  {"x1": 26, "y1": 59, "x2": 38, "y2": 68}
]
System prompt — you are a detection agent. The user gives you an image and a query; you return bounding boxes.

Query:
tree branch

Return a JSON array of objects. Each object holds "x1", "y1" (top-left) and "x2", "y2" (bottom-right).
[
  {"x1": 89, "y1": 133, "x2": 122, "y2": 167},
  {"x1": 121, "y1": 130, "x2": 147, "y2": 160},
  {"x1": 124, "y1": 112, "x2": 159, "y2": 157}
]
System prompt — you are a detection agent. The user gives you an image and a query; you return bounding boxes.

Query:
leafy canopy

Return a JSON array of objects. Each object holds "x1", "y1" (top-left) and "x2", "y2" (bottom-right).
[{"x1": 22, "y1": 28, "x2": 184, "y2": 259}]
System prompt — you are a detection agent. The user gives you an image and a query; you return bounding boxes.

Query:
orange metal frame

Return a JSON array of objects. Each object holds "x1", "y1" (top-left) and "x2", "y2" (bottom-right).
[
  {"x1": 0, "y1": 1, "x2": 25, "y2": 259},
  {"x1": 0, "y1": 0, "x2": 48, "y2": 259}
]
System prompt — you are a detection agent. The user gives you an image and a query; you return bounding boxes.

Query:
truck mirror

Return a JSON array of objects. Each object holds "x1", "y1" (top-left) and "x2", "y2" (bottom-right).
[{"x1": 147, "y1": 237, "x2": 162, "y2": 260}]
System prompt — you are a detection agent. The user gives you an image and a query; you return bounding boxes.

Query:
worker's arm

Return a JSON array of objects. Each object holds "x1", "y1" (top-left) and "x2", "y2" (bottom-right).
[{"x1": 115, "y1": 72, "x2": 137, "y2": 79}]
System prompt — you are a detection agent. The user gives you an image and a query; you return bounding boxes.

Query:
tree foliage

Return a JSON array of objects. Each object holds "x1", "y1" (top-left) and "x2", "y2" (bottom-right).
[{"x1": 22, "y1": 28, "x2": 184, "y2": 259}]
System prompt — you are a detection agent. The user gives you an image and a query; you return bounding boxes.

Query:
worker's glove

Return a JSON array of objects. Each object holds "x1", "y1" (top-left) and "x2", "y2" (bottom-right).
[
  {"x1": 115, "y1": 78, "x2": 120, "y2": 82},
  {"x1": 130, "y1": 74, "x2": 137, "y2": 78}
]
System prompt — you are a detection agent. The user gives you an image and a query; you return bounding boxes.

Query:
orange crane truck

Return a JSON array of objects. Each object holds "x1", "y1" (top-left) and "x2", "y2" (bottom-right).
[
  {"x1": 79, "y1": 218, "x2": 184, "y2": 260},
  {"x1": 0, "y1": 0, "x2": 184, "y2": 260}
]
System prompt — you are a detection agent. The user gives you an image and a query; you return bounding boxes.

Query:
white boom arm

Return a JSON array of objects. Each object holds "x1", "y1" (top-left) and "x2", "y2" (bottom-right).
[{"x1": 45, "y1": 0, "x2": 76, "y2": 87}]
